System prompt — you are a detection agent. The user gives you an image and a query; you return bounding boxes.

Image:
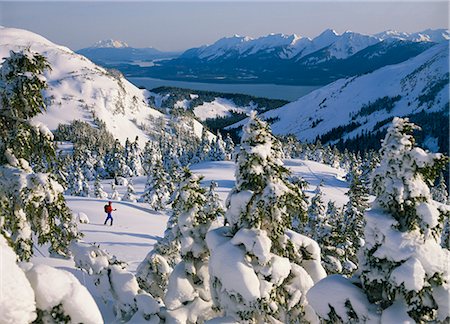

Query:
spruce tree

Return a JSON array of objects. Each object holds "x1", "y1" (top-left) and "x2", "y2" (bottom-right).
[
  {"x1": 105, "y1": 139, "x2": 131, "y2": 178},
  {"x1": 309, "y1": 118, "x2": 450, "y2": 323},
  {"x1": 127, "y1": 136, "x2": 143, "y2": 177},
  {"x1": 81, "y1": 177, "x2": 90, "y2": 197},
  {"x1": 67, "y1": 164, "x2": 85, "y2": 196},
  {"x1": 0, "y1": 49, "x2": 80, "y2": 261},
  {"x1": 341, "y1": 164, "x2": 369, "y2": 272},
  {"x1": 320, "y1": 201, "x2": 346, "y2": 274},
  {"x1": 209, "y1": 132, "x2": 226, "y2": 161},
  {"x1": 136, "y1": 174, "x2": 186, "y2": 300},
  {"x1": 94, "y1": 176, "x2": 108, "y2": 199},
  {"x1": 139, "y1": 151, "x2": 171, "y2": 210},
  {"x1": 359, "y1": 117, "x2": 450, "y2": 322},
  {"x1": 306, "y1": 185, "x2": 327, "y2": 241},
  {"x1": 224, "y1": 132, "x2": 235, "y2": 161},
  {"x1": 204, "y1": 181, "x2": 225, "y2": 222},
  {"x1": 136, "y1": 224, "x2": 181, "y2": 301},
  {"x1": 122, "y1": 179, "x2": 138, "y2": 202},
  {"x1": 164, "y1": 169, "x2": 220, "y2": 323},
  {"x1": 196, "y1": 128, "x2": 211, "y2": 162},
  {"x1": 110, "y1": 182, "x2": 121, "y2": 201},
  {"x1": 431, "y1": 172, "x2": 448, "y2": 204},
  {"x1": 206, "y1": 112, "x2": 324, "y2": 323}
]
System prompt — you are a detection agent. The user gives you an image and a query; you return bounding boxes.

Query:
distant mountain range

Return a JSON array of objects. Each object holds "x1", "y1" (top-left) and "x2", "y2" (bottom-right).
[
  {"x1": 77, "y1": 39, "x2": 180, "y2": 65},
  {"x1": 227, "y1": 42, "x2": 449, "y2": 153},
  {"x1": 1, "y1": 27, "x2": 447, "y2": 154},
  {"x1": 99, "y1": 29, "x2": 449, "y2": 86}
]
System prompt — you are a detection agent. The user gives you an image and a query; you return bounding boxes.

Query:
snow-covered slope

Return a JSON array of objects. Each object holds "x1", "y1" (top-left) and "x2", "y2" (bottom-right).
[
  {"x1": 229, "y1": 42, "x2": 449, "y2": 147},
  {"x1": 0, "y1": 27, "x2": 205, "y2": 145},
  {"x1": 192, "y1": 98, "x2": 256, "y2": 121}
]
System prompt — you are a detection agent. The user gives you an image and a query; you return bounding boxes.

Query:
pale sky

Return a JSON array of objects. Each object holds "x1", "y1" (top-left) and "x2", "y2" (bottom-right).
[{"x1": 0, "y1": 1, "x2": 448, "y2": 51}]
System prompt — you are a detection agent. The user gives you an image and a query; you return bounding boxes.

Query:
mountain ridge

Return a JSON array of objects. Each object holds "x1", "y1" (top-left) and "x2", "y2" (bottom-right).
[
  {"x1": 121, "y1": 28, "x2": 448, "y2": 85},
  {"x1": 180, "y1": 28, "x2": 449, "y2": 62}
]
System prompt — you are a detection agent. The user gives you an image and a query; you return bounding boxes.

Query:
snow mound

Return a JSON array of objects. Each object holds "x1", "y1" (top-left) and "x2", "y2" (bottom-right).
[
  {"x1": 76, "y1": 212, "x2": 90, "y2": 224},
  {"x1": 207, "y1": 227, "x2": 261, "y2": 302},
  {"x1": 0, "y1": 236, "x2": 36, "y2": 324},
  {"x1": 25, "y1": 263, "x2": 103, "y2": 324},
  {"x1": 307, "y1": 275, "x2": 379, "y2": 323}
]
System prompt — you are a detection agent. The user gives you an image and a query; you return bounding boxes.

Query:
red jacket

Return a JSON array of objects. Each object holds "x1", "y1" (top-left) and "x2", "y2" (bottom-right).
[{"x1": 106, "y1": 205, "x2": 113, "y2": 213}]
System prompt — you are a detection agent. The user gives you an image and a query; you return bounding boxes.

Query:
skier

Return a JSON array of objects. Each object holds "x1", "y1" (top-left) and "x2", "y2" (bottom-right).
[{"x1": 104, "y1": 201, "x2": 117, "y2": 226}]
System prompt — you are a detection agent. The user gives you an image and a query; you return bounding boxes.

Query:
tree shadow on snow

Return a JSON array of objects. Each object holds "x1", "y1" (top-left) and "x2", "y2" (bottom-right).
[{"x1": 82, "y1": 229, "x2": 161, "y2": 241}]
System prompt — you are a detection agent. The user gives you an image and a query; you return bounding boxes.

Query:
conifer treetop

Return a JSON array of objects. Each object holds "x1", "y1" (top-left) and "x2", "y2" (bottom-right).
[
  {"x1": 372, "y1": 117, "x2": 447, "y2": 233},
  {"x1": 235, "y1": 111, "x2": 285, "y2": 193}
]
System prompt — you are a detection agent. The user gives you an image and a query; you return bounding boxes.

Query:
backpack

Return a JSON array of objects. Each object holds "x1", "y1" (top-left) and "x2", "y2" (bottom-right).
[{"x1": 104, "y1": 204, "x2": 109, "y2": 213}]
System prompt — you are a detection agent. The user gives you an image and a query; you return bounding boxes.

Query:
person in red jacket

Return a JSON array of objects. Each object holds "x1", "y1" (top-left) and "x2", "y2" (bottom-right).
[{"x1": 104, "y1": 201, "x2": 117, "y2": 226}]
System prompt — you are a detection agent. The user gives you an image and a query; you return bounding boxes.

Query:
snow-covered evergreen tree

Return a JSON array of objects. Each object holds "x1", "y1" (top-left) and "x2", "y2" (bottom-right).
[
  {"x1": 81, "y1": 177, "x2": 90, "y2": 197},
  {"x1": 306, "y1": 185, "x2": 327, "y2": 241},
  {"x1": 204, "y1": 181, "x2": 225, "y2": 223},
  {"x1": 164, "y1": 169, "x2": 220, "y2": 323},
  {"x1": 209, "y1": 132, "x2": 226, "y2": 161},
  {"x1": 140, "y1": 151, "x2": 171, "y2": 210},
  {"x1": 360, "y1": 150, "x2": 380, "y2": 191},
  {"x1": 0, "y1": 49, "x2": 79, "y2": 261},
  {"x1": 319, "y1": 201, "x2": 346, "y2": 274},
  {"x1": 67, "y1": 164, "x2": 85, "y2": 196},
  {"x1": 360, "y1": 117, "x2": 449, "y2": 322},
  {"x1": 206, "y1": 112, "x2": 324, "y2": 323},
  {"x1": 94, "y1": 176, "x2": 108, "y2": 199},
  {"x1": 126, "y1": 136, "x2": 143, "y2": 176},
  {"x1": 308, "y1": 117, "x2": 450, "y2": 323},
  {"x1": 137, "y1": 180, "x2": 185, "y2": 301},
  {"x1": 105, "y1": 139, "x2": 132, "y2": 178},
  {"x1": 110, "y1": 181, "x2": 121, "y2": 201},
  {"x1": 224, "y1": 132, "x2": 235, "y2": 161},
  {"x1": 431, "y1": 172, "x2": 448, "y2": 204},
  {"x1": 136, "y1": 226, "x2": 181, "y2": 302},
  {"x1": 122, "y1": 179, "x2": 138, "y2": 202},
  {"x1": 195, "y1": 128, "x2": 212, "y2": 162},
  {"x1": 142, "y1": 140, "x2": 158, "y2": 176},
  {"x1": 340, "y1": 164, "x2": 369, "y2": 272}
]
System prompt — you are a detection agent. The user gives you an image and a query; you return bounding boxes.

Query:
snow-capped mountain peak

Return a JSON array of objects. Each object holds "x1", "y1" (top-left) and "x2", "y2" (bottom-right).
[
  {"x1": 376, "y1": 29, "x2": 450, "y2": 43},
  {"x1": 375, "y1": 30, "x2": 411, "y2": 40},
  {"x1": 312, "y1": 29, "x2": 340, "y2": 48},
  {"x1": 327, "y1": 31, "x2": 380, "y2": 59},
  {"x1": 90, "y1": 39, "x2": 129, "y2": 49}
]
